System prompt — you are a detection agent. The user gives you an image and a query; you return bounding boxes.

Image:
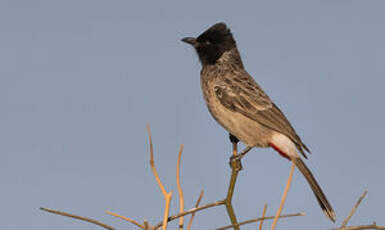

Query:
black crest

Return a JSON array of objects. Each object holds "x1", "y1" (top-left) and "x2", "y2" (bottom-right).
[
  {"x1": 195, "y1": 23, "x2": 238, "y2": 65},
  {"x1": 197, "y1": 23, "x2": 234, "y2": 46}
]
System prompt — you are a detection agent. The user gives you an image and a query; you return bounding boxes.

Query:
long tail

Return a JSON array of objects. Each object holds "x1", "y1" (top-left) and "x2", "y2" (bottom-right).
[{"x1": 293, "y1": 158, "x2": 336, "y2": 222}]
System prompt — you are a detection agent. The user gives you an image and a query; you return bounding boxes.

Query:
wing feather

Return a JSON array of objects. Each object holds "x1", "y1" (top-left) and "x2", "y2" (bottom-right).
[{"x1": 214, "y1": 70, "x2": 310, "y2": 158}]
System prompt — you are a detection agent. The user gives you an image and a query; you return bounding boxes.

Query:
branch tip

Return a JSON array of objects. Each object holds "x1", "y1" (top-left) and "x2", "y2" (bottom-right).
[
  {"x1": 40, "y1": 207, "x2": 115, "y2": 230},
  {"x1": 271, "y1": 162, "x2": 295, "y2": 230},
  {"x1": 176, "y1": 144, "x2": 185, "y2": 230},
  {"x1": 341, "y1": 190, "x2": 369, "y2": 228},
  {"x1": 258, "y1": 203, "x2": 268, "y2": 230},
  {"x1": 187, "y1": 190, "x2": 205, "y2": 230},
  {"x1": 106, "y1": 211, "x2": 145, "y2": 229}
]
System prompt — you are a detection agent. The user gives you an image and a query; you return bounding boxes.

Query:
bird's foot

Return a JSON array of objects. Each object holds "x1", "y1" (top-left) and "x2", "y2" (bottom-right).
[
  {"x1": 228, "y1": 147, "x2": 253, "y2": 171},
  {"x1": 229, "y1": 154, "x2": 243, "y2": 171}
]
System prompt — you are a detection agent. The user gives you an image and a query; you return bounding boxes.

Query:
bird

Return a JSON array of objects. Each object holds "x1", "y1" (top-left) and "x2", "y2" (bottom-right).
[{"x1": 181, "y1": 22, "x2": 336, "y2": 222}]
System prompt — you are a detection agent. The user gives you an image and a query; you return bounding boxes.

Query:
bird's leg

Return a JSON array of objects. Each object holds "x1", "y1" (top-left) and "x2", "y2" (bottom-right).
[
  {"x1": 229, "y1": 133, "x2": 239, "y2": 157},
  {"x1": 229, "y1": 134, "x2": 243, "y2": 171}
]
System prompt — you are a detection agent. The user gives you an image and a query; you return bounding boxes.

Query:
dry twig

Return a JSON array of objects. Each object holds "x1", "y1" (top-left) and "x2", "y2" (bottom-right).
[
  {"x1": 144, "y1": 221, "x2": 151, "y2": 230},
  {"x1": 154, "y1": 200, "x2": 225, "y2": 229},
  {"x1": 187, "y1": 190, "x2": 204, "y2": 230},
  {"x1": 147, "y1": 124, "x2": 173, "y2": 230},
  {"x1": 147, "y1": 124, "x2": 167, "y2": 196},
  {"x1": 259, "y1": 203, "x2": 268, "y2": 230},
  {"x1": 176, "y1": 144, "x2": 185, "y2": 230},
  {"x1": 331, "y1": 190, "x2": 385, "y2": 230},
  {"x1": 333, "y1": 224, "x2": 385, "y2": 230},
  {"x1": 106, "y1": 211, "x2": 145, "y2": 229},
  {"x1": 216, "y1": 212, "x2": 305, "y2": 230},
  {"x1": 271, "y1": 162, "x2": 296, "y2": 230},
  {"x1": 40, "y1": 207, "x2": 115, "y2": 230},
  {"x1": 341, "y1": 190, "x2": 368, "y2": 228}
]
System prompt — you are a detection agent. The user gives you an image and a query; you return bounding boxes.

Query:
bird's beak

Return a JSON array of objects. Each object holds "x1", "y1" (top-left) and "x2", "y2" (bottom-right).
[{"x1": 181, "y1": 37, "x2": 198, "y2": 47}]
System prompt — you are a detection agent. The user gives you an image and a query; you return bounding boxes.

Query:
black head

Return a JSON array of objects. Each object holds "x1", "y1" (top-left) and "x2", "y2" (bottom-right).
[{"x1": 182, "y1": 23, "x2": 239, "y2": 65}]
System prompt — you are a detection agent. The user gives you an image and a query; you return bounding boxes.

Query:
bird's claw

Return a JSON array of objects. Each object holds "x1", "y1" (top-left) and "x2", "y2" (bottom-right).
[{"x1": 229, "y1": 154, "x2": 243, "y2": 171}]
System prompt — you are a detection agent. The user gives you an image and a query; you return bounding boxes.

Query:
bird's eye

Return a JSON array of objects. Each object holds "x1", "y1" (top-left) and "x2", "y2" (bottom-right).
[{"x1": 204, "y1": 40, "x2": 211, "y2": 45}]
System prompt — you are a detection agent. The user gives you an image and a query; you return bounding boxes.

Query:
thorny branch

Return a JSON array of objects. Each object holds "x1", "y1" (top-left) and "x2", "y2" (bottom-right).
[
  {"x1": 41, "y1": 125, "x2": 385, "y2": 230},
  {"x1": 41, "y1": 127, "x2": 303, "y2": 230}
]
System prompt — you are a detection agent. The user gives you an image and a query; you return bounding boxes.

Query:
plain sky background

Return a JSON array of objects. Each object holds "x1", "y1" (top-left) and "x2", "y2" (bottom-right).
[{"x1": 1, "y1": 1, "x2": 385, "y2": 229}]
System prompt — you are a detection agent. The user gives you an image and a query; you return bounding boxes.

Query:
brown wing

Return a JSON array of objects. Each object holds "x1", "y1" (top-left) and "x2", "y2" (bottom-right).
[{"x1": 214, "y1": 70, "x2": 310, "y2": 158}]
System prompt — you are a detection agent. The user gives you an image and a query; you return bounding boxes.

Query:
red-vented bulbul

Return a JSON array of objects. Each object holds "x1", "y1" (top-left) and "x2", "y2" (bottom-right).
[{"x1": 182, "y1": 22, "x2": 336, "y2": 222}]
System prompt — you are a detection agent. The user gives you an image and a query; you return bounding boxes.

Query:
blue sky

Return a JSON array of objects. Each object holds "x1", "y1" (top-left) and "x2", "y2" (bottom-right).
[{"x1": 1, "y1": 1, "x2": 385, "y2": 229}]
